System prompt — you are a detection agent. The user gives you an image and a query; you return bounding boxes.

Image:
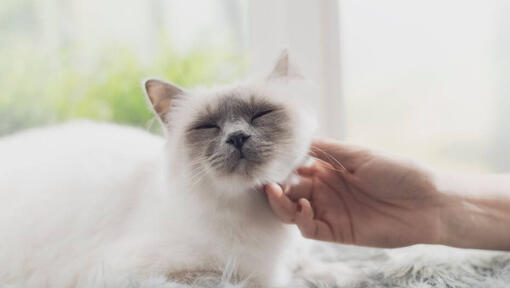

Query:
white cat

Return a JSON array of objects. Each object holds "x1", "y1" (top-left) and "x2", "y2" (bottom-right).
[{"x1": 0, "y1": 51, "x2": 318, "y2": 287}]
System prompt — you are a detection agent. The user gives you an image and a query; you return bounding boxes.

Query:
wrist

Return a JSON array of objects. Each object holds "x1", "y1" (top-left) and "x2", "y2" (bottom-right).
[{"x1": 434, "y1": 172, "x2": 510, "y2": 250}]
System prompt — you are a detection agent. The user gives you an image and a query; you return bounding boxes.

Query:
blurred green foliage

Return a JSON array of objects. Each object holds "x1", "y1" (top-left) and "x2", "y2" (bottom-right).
[{"x1": 0, "y1": 42, "x2": 244, "y2": 135}]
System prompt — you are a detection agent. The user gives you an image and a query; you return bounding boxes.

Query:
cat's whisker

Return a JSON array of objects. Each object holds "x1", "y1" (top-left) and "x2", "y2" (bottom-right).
[
  {"x1": 309, "y1": 146, "x2": 347, "y2": 173},
  {"x1": 144, "y1": 116, "x2": 157, "y2": 132},
  {"x1": 189, "y1": 175, "x2": 205, "y2": 189},
  {"x1": 188, "y1": 167, "x2": 207, "y2": 189}
]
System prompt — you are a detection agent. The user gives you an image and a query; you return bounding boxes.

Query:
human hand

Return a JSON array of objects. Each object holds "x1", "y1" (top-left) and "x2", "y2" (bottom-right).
[{"x1": 265, "y1": 138, "x2": 444, "y2": 248}]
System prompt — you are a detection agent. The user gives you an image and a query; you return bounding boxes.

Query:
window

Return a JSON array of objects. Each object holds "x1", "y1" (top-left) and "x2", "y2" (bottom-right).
[
  {"x1": 249, "y1": 0, "x2": 510, "y2": 173},
  {"x1": 338, "y1": 0, "x2": 510, "y2": 173}
]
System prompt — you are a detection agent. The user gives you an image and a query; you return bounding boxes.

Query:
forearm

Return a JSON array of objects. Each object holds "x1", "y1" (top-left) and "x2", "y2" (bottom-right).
[{"x1": 436, "y1": 173, "x2": 510, "y2": 250}]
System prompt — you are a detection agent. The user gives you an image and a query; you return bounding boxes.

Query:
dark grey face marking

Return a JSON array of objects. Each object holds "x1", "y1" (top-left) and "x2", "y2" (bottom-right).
[{"x1": 185, "y1": 94, "x2": 292, "y2": 177}]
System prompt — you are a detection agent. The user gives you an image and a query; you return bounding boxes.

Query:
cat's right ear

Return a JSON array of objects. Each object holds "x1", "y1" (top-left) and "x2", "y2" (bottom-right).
[
  {"x1": 144, "y1": 79, "x2": 183, "y2": 125},
  {"x1": 267, "y1": 49, "x2": 303, "y2": 80}
]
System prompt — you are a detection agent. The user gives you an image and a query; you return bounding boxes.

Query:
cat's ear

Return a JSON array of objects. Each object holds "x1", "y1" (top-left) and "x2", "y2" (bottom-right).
[
  {"x1": 144, "y1": 79, "x2": 183, "y2": 124},
  {"x1": 267, "y1": 49, "x2": 303, "y2": 80}
]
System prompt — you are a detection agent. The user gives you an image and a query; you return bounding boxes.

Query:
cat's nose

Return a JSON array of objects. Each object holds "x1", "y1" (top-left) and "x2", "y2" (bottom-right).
[{"x1": 226, "y1": 131, "x2": 251, "y2": 150}]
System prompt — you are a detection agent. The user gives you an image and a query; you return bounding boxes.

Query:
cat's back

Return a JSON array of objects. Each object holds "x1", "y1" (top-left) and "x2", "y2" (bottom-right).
[
  {"x1": 0, "y1": 119, "x2": 165, "y2": 210},
  {"x1": 0, "y1": 120, "x2": 163, "y2": 160},
  {"x1": 0, "y1": 120, "x2": 164, "y2": 198},
  {"x1": 2, "y1": 120, "x2": 159, "y2": 176},
  {"x1": 1, "y1": 120, "x2": 162, "y2": 171},
  {"x1": 0, "y1": 121, "x2": 166, "y2": 285}
]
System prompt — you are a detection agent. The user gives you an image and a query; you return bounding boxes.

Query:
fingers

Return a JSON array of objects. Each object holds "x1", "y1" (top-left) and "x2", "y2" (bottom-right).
[
  {"x1": 296, "y1": 198, "x2": 313, "y2": 219},
  {"x1": 284, "y1": 176, "x2": 314, "y2": 201},
  {"x1": 295, "y1": 198, "x2": 335, "y2": 242},
  {"x1": 310, "y1": 138, "x2": 371, "y2": 172},
  {"x1": 265, "y1": 183, "x2": 297, "y2": 224},
  {"x1": 286, "y1": 160, "x2": 344, "y2": 202},
  {"x1": 265, "y1": 186, "x2": 338, "y2": 243},
  {"x1": 296, "y1": 165, "x2": 317, "y2": 177}
]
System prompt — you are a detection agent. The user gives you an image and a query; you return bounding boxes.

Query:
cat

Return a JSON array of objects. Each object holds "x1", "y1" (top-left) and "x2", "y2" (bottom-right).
[{"x1": 0, "y1": 51, "x2": 317, "y2": 287}]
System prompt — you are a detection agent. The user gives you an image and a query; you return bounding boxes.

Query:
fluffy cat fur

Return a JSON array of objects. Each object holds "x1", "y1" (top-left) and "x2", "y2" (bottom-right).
[{"x1": 0, "y1": 51, "x2": 318, "y2": 287}]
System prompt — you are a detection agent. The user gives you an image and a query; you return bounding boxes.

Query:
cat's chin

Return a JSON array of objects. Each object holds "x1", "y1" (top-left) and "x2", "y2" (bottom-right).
[
  {"x1": 205, "y1": 169, "x2": 295, "y2": 200},
  {"x1": 206, "y1": 159, "x2": 258, "y2": 181},
  {"x1": 201, "y1": 151, "x2": 308, "y2": 198},
  {"x1": 228, "y1": 158, "x2": 252, "y2": 175},
  {"x1": 209, "y1": 172, "x2": 259, "y2": 191},
  {"x1": 199, "y1": 170, "x2": 266, "y2": 199}
]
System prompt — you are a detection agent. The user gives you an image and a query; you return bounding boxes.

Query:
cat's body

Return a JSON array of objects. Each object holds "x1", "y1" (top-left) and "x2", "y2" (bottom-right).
[
  {"x1": 0, "y1": 52, "x2": 317, "y2": 287},
  {"x1": 0, "y1": 121, "x2": 296, "y2": 286}
]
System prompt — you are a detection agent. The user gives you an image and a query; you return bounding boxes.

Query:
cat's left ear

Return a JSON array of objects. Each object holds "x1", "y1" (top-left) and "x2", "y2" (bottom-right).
[
  {"x1": 267, "y1": 49, "x2": 303, "y2": 80},
  {"x1": 144, "y1": 79, "x2": 183, "y2": 124}
]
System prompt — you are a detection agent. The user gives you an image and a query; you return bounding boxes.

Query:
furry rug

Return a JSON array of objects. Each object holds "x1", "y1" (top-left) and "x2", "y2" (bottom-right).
[{"x1": 78, "y1": 244, "x2": 510, "y2": 288}]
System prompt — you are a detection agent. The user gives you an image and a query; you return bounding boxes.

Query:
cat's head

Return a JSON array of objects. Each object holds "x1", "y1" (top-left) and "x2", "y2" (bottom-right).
[{"x1": 144, "y1": 51, "x2": 316, "y2": 195}]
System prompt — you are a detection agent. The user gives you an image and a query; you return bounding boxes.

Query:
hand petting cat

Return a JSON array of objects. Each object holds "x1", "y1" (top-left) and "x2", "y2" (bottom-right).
[{"x1": 265, "y1": 138, "x2": 510, "y2": 251}]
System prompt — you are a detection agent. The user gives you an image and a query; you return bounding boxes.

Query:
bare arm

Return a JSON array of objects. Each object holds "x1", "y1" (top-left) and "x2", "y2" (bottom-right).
[
  {"x1": 437, "y1": 173, "x2": 510, "y2": 250},
  {"x1": 265, "y1": 138, "x2": 510, "y2": 250}
]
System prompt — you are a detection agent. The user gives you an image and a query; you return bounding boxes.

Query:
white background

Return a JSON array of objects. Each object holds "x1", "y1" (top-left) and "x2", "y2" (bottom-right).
[{"x1": 3, "y1": 0, "x2": 510, "y2": 173}]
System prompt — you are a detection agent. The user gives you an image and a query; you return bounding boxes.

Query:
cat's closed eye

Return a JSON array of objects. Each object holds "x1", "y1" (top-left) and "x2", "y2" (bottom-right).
[
  {"x1": 251, "y1": 110, "x2": 274, "y2": 123},
  {"x1": 193, "y1": 123, "x2": 220, "y2": 130}
]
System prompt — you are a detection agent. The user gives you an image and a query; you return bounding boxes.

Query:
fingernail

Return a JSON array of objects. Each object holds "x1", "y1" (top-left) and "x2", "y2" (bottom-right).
[
  {"x1": 274, "y1": 184, "x2": 283, "y2": 196},
  {"x1": 297, "y1": 203, "x2": 302, "y2": 212},
  {"x1": 264, "y1": 184, "x2": 279, "y2": 196}
]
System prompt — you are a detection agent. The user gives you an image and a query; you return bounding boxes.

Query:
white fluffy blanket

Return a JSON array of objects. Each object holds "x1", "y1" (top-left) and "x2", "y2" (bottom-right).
[{"x1": 79, "y1": 244, "x2": 510, "y2": 288}]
